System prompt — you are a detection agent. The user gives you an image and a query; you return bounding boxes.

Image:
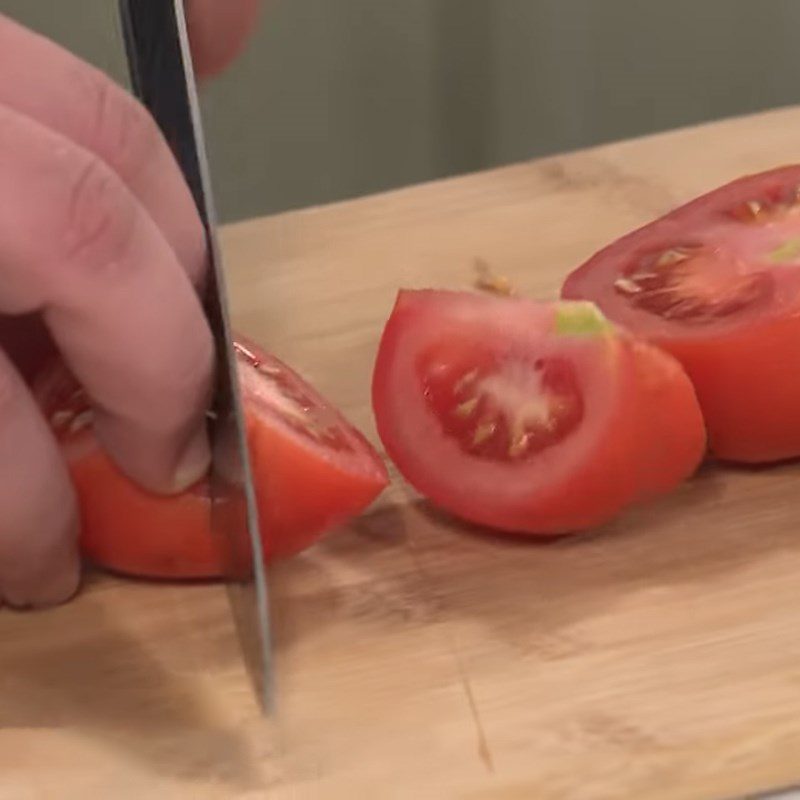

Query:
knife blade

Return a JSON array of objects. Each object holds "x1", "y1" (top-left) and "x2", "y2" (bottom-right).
[{"x1": 117, "y1": 0, "x2": 272, "y2": 711}]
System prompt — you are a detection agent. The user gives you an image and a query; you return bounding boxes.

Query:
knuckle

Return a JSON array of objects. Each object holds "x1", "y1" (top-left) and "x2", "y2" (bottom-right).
[
  {"x1": 77, "y1": 65, "x2": 160, "y2": 179},
  {"x1": 61, "y1": 155, "x2": 138, "y2": 276}
]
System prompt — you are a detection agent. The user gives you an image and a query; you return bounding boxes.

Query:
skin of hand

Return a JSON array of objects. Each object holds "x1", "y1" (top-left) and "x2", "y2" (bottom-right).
[{"x1": 0, "y1": 1, "x2": 260, "y2": 609}]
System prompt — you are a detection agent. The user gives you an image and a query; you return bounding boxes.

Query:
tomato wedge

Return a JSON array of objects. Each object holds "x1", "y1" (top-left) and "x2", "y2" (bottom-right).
[
  {"x1": 562, "y1": 165, "x2": 800, "y2": 463},
  {"x1": 34, "y1": 337, "x2": 389, "y2": 579},
  {"x1": 371, "y1": 289, "x2": 705, "y2": 535}
]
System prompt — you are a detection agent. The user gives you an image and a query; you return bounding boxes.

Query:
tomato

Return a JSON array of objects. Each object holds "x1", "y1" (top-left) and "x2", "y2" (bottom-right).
[
  {"x1": 561, "y1": 165, "x2": 800, "y2": 463},
  {"x1": 34, "y1": 337, "x2": 389, "y2": 579},
  {"x1": 371, "y1": 289, "x2": 705, "y2": 535}
]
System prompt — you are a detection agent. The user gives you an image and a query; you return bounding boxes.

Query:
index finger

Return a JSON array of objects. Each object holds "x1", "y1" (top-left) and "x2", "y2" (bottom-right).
[
  {"x1": 0, "y1": 103, "x2": 214, "y2": 494},
  {"x1": 0, "y1": 14, "x2": 206, "y2": 286}
]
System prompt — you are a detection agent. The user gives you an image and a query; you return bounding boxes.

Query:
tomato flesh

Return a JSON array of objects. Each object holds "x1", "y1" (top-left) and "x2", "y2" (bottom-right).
[
  {"x1": 562, "y1": 165, "x2": 800, "y2": 463},
  {"x1": 372, "y1": 289, "x2": 705, "y2": 535},
  {"x1": 613, "y1": 244, "x2": 774, "y2": 324},
  {"x1": 422, "y1": 350, "x2": 583, "y2": 462},
  {"x1": 234, "y1": 340, "x2": 355, "y2": 453},
  {"x1": 35, "y1": 337, "x2": 389, "y2": 579}
]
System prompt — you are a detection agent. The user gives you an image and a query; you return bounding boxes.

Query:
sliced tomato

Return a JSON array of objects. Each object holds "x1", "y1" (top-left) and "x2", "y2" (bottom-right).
[
  {"x1": 34, "y1": 337, "x2": 388, "y2": 579},
  {"x1": 371, "y1": 289, "x2": 705, "y2": 535},
  {"x1": 562, "y1": 165, "x2": 800, "y2": 463}
]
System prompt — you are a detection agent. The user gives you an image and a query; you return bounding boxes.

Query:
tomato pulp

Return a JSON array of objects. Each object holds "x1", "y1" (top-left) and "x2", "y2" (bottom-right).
[
  {"x1": 562, "y1": 165, "x2": 800, "y2": 463},
  {"x1": 35, "y1": 337, "x2": 389, "y2": 579},
  {"x1": 371, "y1": 289, "x2": 705, "y2": 535}
]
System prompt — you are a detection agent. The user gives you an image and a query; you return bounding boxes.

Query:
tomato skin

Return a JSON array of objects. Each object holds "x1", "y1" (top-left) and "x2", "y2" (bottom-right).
[
  {"x1": 36, "y1": 341, "x2": 389, "y2": 579},
  {"x1": 659, "y1": 315, "x2": 800, "y2": 463},
  {"x1": 372, "y1": 290, "x2": 705, "y2": 535},
  {"x1": 247, "y1": 407, "x2": 389, "y2": 560},
  {"x1": 561, "y1": 166, "x2": 800, "y2": 463},
  {"x1": 627, "y1": 337, "x2": 709, "y2": 497},
  {"x1": 72, "y1": 450, "x2": 220, "y2": 579}
]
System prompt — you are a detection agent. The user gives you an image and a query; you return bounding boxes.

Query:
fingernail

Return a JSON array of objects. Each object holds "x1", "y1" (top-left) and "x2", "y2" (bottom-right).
[{"x1": 172, "y1": 427, "x2": 211, "y2": 492}]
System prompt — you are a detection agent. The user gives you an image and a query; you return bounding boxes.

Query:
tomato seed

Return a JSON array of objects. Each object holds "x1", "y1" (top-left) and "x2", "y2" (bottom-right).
[
  {"x1": 508, "y1": 431, "x2": 530, "y2": 458},
  {"x1": 69, "y1": 410, "x2": 93, "y2": 434},
  {"x1": 455, "y1": 397, "x2": 479, "y2": 418},
  {"x1": 474, "y1": 258, "x2": 516, "y2": 296},
  {"x1": 613, "y1": 277, "x2": 641, "y2": 295},
  {"x1": 50, "y1": 410, "x2": 73, "y2": 430},
  {"x1": 454, "y1": 369, "x2": 479, "y2": 394},
  {"x1": 472, "y1": 420, "x2": 497, "y2": 447},
  {"x1": 656, "y1": 248, "x2": 691, "y2": 268},
  {"x1": 233, "y1": 341, "x2": 260, "y2": 366},
  {"x1": 257, "y1": 363, "x2": 282, "y2": 378}
]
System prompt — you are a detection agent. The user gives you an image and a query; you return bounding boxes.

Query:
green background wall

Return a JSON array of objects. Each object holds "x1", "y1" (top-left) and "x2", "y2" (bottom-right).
[{"x1": 3, "y1": 1, "x2": 798, "y2": 221}]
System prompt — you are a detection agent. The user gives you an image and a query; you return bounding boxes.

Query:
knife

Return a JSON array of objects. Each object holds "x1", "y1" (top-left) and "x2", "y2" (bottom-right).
[{"x1": 117, "y1": 0, "x2": 273, "y2": 711}]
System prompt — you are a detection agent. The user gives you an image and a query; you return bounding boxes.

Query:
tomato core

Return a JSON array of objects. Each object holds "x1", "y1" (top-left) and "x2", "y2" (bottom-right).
[
  {"x1": 613, "y1": 244, "x2": 773, "y2": 324},
  {"x1": 420, "y1": 351, "x2": 583, "y2": 462}
]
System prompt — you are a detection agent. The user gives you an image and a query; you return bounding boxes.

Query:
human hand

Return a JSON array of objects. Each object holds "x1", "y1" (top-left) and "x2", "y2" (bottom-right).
[{"x1": 0, "y1": 1, "x2": 260, "y2": 608}]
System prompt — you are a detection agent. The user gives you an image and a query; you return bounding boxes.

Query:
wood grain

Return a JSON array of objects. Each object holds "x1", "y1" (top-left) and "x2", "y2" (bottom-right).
[{"x1": 3, "y1": 106, "x2": 800, "y2": 799}]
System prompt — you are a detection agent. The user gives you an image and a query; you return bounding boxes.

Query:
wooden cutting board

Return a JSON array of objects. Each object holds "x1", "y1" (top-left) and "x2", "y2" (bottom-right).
[{"x1": 3, "y1": 106, "x2": 800, "y2": 800}]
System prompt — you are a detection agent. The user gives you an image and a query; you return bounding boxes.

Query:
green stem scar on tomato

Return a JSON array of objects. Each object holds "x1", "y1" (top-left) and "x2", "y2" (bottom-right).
[
  {"x1": 769, "y1": 237, "x2": 800, "y2": 263},
  {"x1": 371, "y1": 289, "x2": 706, "y2": 536},
  {"x1": 554, "y1": 301, "x2": 614, "y2": 336},
  {"x1": 562, "y1": 164, "x2": 800, "y2": 463},
  {"x1": 34, "y1": 337, "x2": 389, "y2": 580}
]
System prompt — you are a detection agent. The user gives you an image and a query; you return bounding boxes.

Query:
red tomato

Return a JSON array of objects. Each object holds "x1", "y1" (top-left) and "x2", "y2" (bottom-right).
[
  {"x1": 34, "y1": 337, "x2": 389, "y2": 579},
  {"x1": 562, "y1": 165, "x2": 800, "y2": 463},
  {"x1": 371, "y1": 289, "x2": 705, "y2": 535}
]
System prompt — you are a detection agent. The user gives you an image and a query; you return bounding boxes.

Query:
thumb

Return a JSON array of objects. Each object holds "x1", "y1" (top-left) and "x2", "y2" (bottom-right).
[{"x1": 185, "y1": 0, "x2": 261, "y2": 79}]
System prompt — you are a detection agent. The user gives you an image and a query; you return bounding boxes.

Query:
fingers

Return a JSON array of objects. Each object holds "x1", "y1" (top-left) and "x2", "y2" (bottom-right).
[
  {"x1": 185, "y1": 0, "x2": 261, "y2": 78},
  {"x1": 0, "y1": 102, "x2": 214, "y2": 494},
  {"x1": 0, "y1": 348, "x2": 80, "y2": 609},
  {"x1": 0, "y1": 13, "x2": 206, "y2": 287}
]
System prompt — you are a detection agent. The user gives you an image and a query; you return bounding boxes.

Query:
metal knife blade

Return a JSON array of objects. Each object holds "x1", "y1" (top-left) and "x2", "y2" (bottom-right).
[{"x1": 118, "y1": 0, "x2": 272, "y2": 711}]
